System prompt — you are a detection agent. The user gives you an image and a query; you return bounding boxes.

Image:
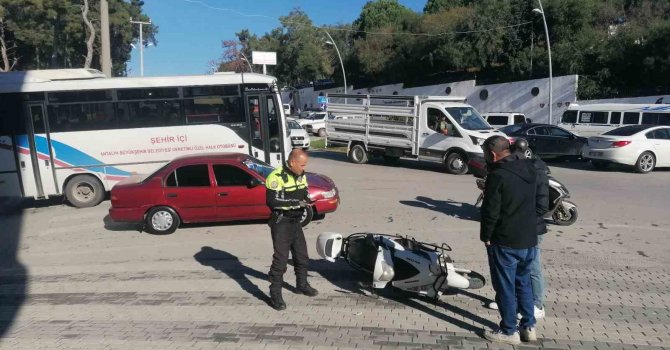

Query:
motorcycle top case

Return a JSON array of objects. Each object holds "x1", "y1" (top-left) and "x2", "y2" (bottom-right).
[{"x1": 316, "y1": 232, "x2": 343, "y2": 262}]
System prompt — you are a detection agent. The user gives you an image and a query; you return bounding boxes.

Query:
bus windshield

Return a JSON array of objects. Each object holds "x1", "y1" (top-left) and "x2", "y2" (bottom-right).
[{"x1": 445, "y1": 107, "x2": 492, "y2": 130}]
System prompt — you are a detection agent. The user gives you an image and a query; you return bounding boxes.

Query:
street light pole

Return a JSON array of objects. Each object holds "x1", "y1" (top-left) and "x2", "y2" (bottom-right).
[
  {"x1": 533, "y1": 1, "x2": 553, "y2": 125},
  {"x1": 239, "y1": 52, "x2": 253, "y2": 72},
  {"x1": 130, "y1": 17, "x2": 151, "y2": 76},
  {"x1": 323, "y1": 30, "x2": 347, "y2": 104}
]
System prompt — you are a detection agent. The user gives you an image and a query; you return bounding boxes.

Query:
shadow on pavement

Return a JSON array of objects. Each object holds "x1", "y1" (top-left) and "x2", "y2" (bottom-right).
[
  {"x1": 0, "y1": 201, "x2": 27, "y2": 338},
  {"x1": 400, "y1": 196, "x2": 480, "y2": 221},
  {"x1": 194, "y1": 246, "x2": 300, "y2": 306},
  {"x1": 308, "y1": 151, "x2": 450, "y2": 174}
]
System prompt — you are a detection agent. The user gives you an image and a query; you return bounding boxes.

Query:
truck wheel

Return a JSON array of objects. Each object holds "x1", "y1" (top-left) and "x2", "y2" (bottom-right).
[
  {"x1": 348, "y1": 144, "x2": 369, "y2": 164},
  {"x1": 445, "y1": 152, "x2": 468, "y2": 175},
  {"x1": 65, "y1": 174, "x2": 105, "y2": 208},
  {"x1": 318, "y1": 128, "x2": 327, "y2": 137}
]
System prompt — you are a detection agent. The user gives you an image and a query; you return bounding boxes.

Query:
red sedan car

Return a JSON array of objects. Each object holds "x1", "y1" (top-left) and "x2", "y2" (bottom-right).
[{"x1": 109, "y1": 153, "x2": 339, "y2": 234}]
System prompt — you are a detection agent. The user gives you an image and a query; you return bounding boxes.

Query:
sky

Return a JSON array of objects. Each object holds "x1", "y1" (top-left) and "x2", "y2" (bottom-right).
[{"x1": 128, "y1": 0, "x2": 427, "y2": 77}]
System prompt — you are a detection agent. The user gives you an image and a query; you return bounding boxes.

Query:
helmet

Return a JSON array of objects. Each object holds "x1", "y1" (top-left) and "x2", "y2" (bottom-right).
[{"x1": 513, "y1": 138, "x2": 530, "y2": 158}]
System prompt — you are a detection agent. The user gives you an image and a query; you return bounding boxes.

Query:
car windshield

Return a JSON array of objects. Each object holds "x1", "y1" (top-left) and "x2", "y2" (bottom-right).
[
  {"x1": 242, "y1": 157, "x2": 275, "y2": 179},
  {"x1": 603, "y1": 125, "x2": 652, "y2": 136},
  {"x1": 288, "y1": 120, "x2": 302, "y2": 129},
  {"x1": 500, "y1": 124, "x2": 525, "y2": 135},
  {"x1": 445, "y1": 107, "x2": 493, "y2": 130}
]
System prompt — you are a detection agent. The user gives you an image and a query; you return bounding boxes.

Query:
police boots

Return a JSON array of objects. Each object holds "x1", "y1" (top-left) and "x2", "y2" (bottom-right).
[
  {"x1": 269, "y1": 289, "x2": 286, "y2": 311},
  {"x1": 297, "y1": 282, "x2": 319, "y2": 297}
]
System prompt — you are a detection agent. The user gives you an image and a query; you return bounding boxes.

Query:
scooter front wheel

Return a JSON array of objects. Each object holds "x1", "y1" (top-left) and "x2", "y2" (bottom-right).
[{"x1": 553, "y1": 205, "x2": 578, "y2": 226}]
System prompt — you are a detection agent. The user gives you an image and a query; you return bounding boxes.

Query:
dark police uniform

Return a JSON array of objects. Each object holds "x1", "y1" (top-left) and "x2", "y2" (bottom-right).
[{"x1": 265, "y1": 165, "x2": 317, "y2": 310}]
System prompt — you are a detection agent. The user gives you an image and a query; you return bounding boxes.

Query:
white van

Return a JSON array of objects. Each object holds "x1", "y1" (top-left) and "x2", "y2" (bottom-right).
[
  {"x1": 326, "y1": 93, "x2": 504, "y2": 174},
  {"x1": 482, "y1": 112, "x2": 529, "y2": 128},
  {"x1": 559, "y1": 103, "x2": 670, "y2": 137}
]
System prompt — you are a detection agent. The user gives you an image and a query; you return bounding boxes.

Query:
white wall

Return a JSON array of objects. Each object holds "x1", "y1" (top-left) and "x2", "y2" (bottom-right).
[{"x1": 284, "y1": 75, "x2": 581, "y2": 124}]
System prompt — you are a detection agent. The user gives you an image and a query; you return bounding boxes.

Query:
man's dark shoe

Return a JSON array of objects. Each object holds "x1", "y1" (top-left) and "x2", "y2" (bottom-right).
[
  {"x1": 297, "y1": 283, "x2": 319, "y2": 297},
  {"x1": 270, "y1": 290, "x2": 286, "y2": 311}
]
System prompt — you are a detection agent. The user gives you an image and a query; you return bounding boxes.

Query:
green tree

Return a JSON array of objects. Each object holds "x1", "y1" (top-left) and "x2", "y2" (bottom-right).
[{"x1": 0, "y1": 0, "x2": 157, "y2": 75}]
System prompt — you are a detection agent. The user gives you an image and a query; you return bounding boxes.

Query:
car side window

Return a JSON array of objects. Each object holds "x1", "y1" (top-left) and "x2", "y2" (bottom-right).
[
  {"x1": 549, "y1": 127, "x2": 572, "y2": 137},
  {"x1": 213, "y1": 164, "x2": 254, "y2": 186},
  {"x1": 647, "y1": 128, "x2": 670, "y2": 140},
  {"x1": 534, "y1": 127, "x2": 549, "y2": 136},
  {"x1": 165, "y1": 164, "x2": 211, "y2": 187},
  {"x1": 526, "y1": 128, "x2": 536, "y2": 135}
]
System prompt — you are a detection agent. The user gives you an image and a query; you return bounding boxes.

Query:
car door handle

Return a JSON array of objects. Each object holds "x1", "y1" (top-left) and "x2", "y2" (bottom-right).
[
  {"x1": 218, "y1": 192, "x2": 228, "y2": 197},
  {"x1": 166, "y1": 193, "x2": 178, "y2": 198}
]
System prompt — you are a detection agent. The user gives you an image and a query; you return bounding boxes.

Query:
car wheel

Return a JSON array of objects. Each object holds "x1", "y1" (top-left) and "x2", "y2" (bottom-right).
[
  {"x1": 348, "y1": 144, "x2": 368, "y2": 164},
  {"x1": 591, "y1": 160, "x2": 610, "y2": 170},
  {"x1": 523, "y1": 148, "x2": 533, "y2": 159},
  {"x1": 65, "y1": 174, "x2": 105, "y2": 208},
  {"x1": 300, "y1": 205, "x2": 314, "y2": 227},
  {"x1": 635, "y1": 151, "x2": 655, "y2": 174},
  {"x1": 445, "y1": 152, "x2": 468, "y2": 175},
  {"x1": 318, "y1": 128, "x2": 327, "y2": 137},
  {"x1": 145, "y1": 206, "x2": 180, "y2": 234}
]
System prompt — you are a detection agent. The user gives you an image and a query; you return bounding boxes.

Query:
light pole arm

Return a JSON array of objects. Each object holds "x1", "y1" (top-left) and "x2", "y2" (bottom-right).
[
  {"x1": 239, "y1": 51, "x2": 253, "y2": 73},
  {"x1": 323, "y1": 30, "x2": 347, "y2": 102}
]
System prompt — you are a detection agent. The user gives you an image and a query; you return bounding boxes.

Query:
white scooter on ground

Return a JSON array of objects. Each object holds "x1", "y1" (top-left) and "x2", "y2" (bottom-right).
[{"x1": 316, "y1": 232, "x2": 486, "y2": 300}]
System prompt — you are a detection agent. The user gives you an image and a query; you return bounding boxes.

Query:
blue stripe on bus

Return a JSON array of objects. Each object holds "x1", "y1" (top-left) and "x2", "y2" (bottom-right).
[
  {"x1": 642, "y1": 106, "x2": 670, "y2": 111},
  {"x1": 15, "y1": 135, "x2": 130, "y2": 177}
]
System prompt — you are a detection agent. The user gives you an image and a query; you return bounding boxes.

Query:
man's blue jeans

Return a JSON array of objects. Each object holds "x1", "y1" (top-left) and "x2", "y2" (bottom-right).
[
  {"x1": 487, "y1": 244, "x2": 537, "y2": 335},
  {"x1": 530, "y1": 235, "x2": 545, "y2": 308}
]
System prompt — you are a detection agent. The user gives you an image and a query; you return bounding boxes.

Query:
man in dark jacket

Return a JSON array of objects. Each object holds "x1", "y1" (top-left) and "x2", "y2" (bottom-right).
[{"x1": 480, "y1": 136, "x2": 538, "y2": 345}]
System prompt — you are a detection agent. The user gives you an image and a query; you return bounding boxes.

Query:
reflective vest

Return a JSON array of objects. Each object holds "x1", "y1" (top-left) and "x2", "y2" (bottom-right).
[{"x1": 266, "y1": 167, "x2": 308, "y2": 211}]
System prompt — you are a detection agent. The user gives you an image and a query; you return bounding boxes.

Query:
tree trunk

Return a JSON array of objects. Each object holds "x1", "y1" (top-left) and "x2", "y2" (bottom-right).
[
  {"x1": 0, "y1": 18, "x2": 17, "y2": 72},
  {"x1": 82, "y1": 0, "x2": 96, "y2": 68}
]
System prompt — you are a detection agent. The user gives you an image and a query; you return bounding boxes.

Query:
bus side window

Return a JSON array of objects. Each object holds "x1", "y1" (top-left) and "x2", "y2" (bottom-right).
[
  {"x1": 623, "y1": 112, "x2": 640, "y2": 125},
  {"x1": 561, "y1": 110, "x2": 577, "y2": 124},
  {"x1": 610, "y1": 112, "x2": 621, "y2": 125},
  {"x1": 642, "y1": 112, "x2": 670, "y2": 125}
]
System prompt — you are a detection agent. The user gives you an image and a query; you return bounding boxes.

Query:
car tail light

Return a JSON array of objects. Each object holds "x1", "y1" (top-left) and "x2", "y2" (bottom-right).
[{"x1": 611, "y1": 141, "x2": 631, "y2": 148}]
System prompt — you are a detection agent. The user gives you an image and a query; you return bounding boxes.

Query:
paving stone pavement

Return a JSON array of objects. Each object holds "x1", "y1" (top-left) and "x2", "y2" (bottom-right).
[{"x1": 1, "y1": 154, "x2": 669, "y2": 349}]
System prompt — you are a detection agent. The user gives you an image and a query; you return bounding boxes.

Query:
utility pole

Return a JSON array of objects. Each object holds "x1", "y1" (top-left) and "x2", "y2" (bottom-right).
[
  {"x1": 130, "y1": 17, "x2": 151, "y2": 76},
  {"x1": 100, "y1": 0, "x2": 112, "y2": 77}
]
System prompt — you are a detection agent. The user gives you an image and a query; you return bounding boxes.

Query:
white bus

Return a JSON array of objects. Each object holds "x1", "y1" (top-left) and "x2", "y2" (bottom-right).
[
  {"x1": 0, "y1": 69, "x2": 290, "y2": 208},
  {"x1": 559, "y1": 103, "x2": 670, "y2": 137}
]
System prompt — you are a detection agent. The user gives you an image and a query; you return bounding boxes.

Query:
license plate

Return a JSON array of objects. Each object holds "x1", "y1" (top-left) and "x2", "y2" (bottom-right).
[{"x1": 589, "y1": 151, "x2": 603, "y2": 157}]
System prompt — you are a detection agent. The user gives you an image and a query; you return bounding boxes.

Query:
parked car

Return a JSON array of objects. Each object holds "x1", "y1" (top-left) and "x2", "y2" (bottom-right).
[
  {"x1": 584, "y1": 124, "x2": 670, "y2": 173},
  {"x1": 287, "y1": 117, "x2": 310, "y2": 150},
  {"x1": 298, "y1": 112, "x2": 329, "y2": 137},
  {"x1": 109, "y1": 153, "x2": 339, "y2": 234},
  {"x1": 482, "y1": 112, "x2": 529, "y2": 129},
  {"x1": 500, "y1": 123, "x2": 587, "y2": 159}
]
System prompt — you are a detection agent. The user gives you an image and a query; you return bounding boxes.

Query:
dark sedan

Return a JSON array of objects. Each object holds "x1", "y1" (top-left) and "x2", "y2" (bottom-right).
[{"x1": 500, "y1": 123, "x2": 587, "y2": 159}]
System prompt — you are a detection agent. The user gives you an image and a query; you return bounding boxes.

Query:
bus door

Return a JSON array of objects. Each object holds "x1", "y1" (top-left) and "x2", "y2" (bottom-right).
[
  {"x1": 23, "y1": 103, "x2": 58, "y2": 199},
  {"x1": 244, "y1": 93, "x2": 285, "y2": 167},
  {"x1": 0, "y1": 118, "x2": 22, "y2": 201}
]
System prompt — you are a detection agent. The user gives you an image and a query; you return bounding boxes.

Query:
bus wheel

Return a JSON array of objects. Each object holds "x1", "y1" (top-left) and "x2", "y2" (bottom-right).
[
  {"x1": 445, "y1": 152, "x2": 468, "y2": 175},
  {"x1": 65, "y1": 175, "x2": 105, "y2": 208}
]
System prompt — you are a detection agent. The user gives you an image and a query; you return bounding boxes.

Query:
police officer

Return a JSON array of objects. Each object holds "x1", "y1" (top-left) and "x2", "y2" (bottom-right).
[{"x1": 266, "y1": 149, "x2": 318, "y2": 311}]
